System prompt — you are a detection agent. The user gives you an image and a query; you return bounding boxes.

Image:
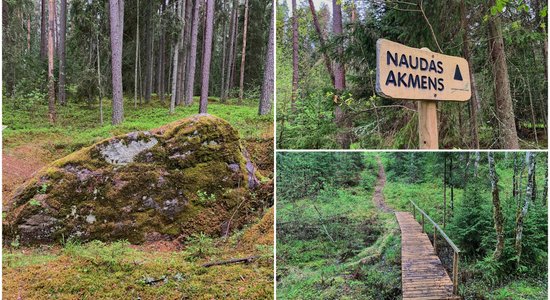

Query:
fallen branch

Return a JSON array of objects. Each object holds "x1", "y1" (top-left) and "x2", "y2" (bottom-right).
[{"x1": 202, "y1": 255, "x2": 258, "y2": 267}]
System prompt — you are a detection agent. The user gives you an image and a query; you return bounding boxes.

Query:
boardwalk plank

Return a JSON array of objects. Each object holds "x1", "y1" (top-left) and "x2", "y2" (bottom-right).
[{"x1": 396, "y1": 212, "x2": 459, "y2": 300}]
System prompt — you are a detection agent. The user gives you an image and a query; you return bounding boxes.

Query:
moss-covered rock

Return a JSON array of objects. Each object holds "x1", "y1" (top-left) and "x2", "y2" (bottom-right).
[{"x1": 4, "y1": 114, "x2": 269, "y2": 245}]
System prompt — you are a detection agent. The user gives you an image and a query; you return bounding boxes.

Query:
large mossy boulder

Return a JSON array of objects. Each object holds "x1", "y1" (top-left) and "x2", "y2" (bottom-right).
[{"x1": 4, "y1": 114, "x2": 269, "y2": 245}]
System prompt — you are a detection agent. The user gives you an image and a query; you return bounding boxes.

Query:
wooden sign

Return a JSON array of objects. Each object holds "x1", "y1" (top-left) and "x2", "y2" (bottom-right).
[{"x1": 376, "y1": 39, "x2": 471, "y2": 101}]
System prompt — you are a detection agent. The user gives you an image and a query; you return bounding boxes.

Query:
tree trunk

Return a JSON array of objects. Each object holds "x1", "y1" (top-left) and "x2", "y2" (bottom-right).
[
  {"x1": 220, "y1": 2, "x2": 227, "y2": 101},
  {"x1": 144, "y1": 1, "x2": 154, "y2": 103},
  {"x1": 229, "y1": 3, "x2": 240, "y2": 94},
  {"x1": 543, "y1": 161, "x2": 548, "y2": 206},
  {"x1": 224, "y1": 0, "x2": 238, "y2": 101},
  {"x1": 57, "y1": 0, "x2": 67, "y2": 105},
  {"x1": 515, "y1": 152, "x2": 535, "y2": 265},
  {"x1": 199, "y1": 0, "x2": 214, "y2": 114},
  {"x1": 307, "y1": 0, "x2": 334, "y2": 86},
  {"x1": 513, "y1": 153, "x2": 519, "y2": 200},
  {"x1": 488, "y1": 152, "x2": 505, "y2": 260},
  {"x1": 27, "y1": 15, "x2": 31, "y2": 52},
  {"x1": 109, "y1": 0, "x2": 124, "y2": 125},
  {"x1": 184, "y1": 0, "x2": 201, "y2": 106},
  {"x1": 259, "y1": 1, "x2": 274, "y2": 115},
  {"x1": 157, "y1": 1, "x2": 166, "y2": 103},
  {"x1": 443, "y1": 154, "x2": 447, "y2": 228},
  {"x1": 170, "y1": 0, "x2": 184, "y2": 114},
  {"x1": 47, "y1": 0, "x2": 56, "y2": 123},
  {"x1": 291, "y1": 0, "x2": 298, "y2": 111},
  {"x1": 238, "y1": 0, "x2": 249, "y2": 103},
  {"x1": 40, "y1": 0, "x2": 47, "y2": 60},
  {"x1": 460, "y1": 0, "x2": 479, "y2": 148},
  {"x1": 97, "y1": 30, "x2": 103, "y2": 125},
  {"x1": 487, "y1": 0, "x2": 519, "y2": 149},
  {"x1": 333, "y1": 0, "x2": 351, "y2": 149},
  {"x1": 180, "y1": 0, "x2": 193, "y2": 104},
  {"x1": 134, "y1": 0, "x2": 140, "y2": 108},
  {"x1": 450, "y1": 154, "x2": 454, "y2": 212}
]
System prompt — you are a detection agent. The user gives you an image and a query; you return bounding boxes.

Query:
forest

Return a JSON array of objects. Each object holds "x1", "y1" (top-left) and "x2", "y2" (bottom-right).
[
  {"x1": 2, "y1": 0, "x2": 275, "y2": 298},
  {"x1": 276, "y1": 152, "x2": 548, "y2": 299},
  {"x1": 276, "y1": 0, "x2": 548, "y2": 149}
]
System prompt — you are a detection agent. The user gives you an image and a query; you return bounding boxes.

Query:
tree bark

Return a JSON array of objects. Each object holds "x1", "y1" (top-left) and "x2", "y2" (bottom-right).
[
  {"x1": 58, "y1": 0, "x2": 67, "y2": 105},
  {"x1": 199, "y1": 0, "x2": 214, "y2": 114},
  {"x1": 144, "y1": 0, "x2": 154, "y2": 103},
  {"x1": 543, "y1": 160, "x2": 548, "y2": 206},
  {"x1": 488, "y1": 152, "x2": 504, "y2": 260},
  {"x1": 515, "y1": 152, "x2": 535, "y2": 265},
  {"x1": 333, "y1": 0, "x2": 351, "y2": 149},
  {"x1": 109, "y1": 0, "x2": 124, "y2": 125},
  {"x1": 157, "y1": 1, "x2": 166, "y2": 103},
  {"x1": 134, "y1": 0, "x2": 140, "y2": 108},
  {"x1": 513, "y1": 153, "x2": 519, "y2": 200},
  {"x1": 450, "y1": 154, "x2": 454, "y2": 212},
  {"x1": 222, "y1": 0, "x2": 237, "y2": 102},
  {"x1": 291, "y1": 0, "x2": 298, "y2": 111},
  {"x1": 443, "y1": 154, "x2": 447, "y2": 228},
  {"x1": 220, "y1": 2, "x2": 227, "y2": 101},
  {"x1": 238, "y1": 0, "x2": 249, "y2": 103},
  {"x1": 170, "y1": 0, "x2": 184, "y2": 114},
  {"x1": 487, "y1": 0, "x2": 519, "y2": 149},
  {"x1": 229, "y1": 3, "x2": 240, "y2": 94},
  {"x1": 259, "y1": 1, "x2": 274, "y2": 115},
  {"x1": 40, "y1": 0, "x2": 47, "y2": 61},
  {"x1": 460, "y1": 0, "x2": 479, "y2": 148},
  {"x1": 185, "y1": 0, "x2": 201, "y2": 106},
  {"x1": 307, "y1": 0, "x2": 334, "y2": 86},
  {"x1": 47, "y1": 0, "x2": 56, "y2": 123}
]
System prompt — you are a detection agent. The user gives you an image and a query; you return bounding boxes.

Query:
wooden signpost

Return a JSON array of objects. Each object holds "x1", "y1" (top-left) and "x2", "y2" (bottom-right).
[{"x1": 375, "y1": 39, "x2": 472, "y2": 149}]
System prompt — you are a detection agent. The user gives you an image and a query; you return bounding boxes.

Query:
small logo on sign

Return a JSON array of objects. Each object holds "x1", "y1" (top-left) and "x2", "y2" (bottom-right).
[{"x1": 454, "y1": 65, "x2": 463, "y2": 81}]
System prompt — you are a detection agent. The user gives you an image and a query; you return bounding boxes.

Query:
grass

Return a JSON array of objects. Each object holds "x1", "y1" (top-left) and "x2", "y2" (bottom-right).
[
  {"x1": 3, "y1": 236, "x2": 273, "y2": 299},
  {"x1": 3, "y1": 96, "x2": 273, "y2": 155},
  {"x1": 276, "y1": 161, "x2": 402, "y2": 300}
]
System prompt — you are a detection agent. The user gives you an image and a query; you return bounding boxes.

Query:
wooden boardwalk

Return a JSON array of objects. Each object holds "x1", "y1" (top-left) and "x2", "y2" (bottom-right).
[{"x1": 396, "y1": 212, "x2": 460, "y2": 300}]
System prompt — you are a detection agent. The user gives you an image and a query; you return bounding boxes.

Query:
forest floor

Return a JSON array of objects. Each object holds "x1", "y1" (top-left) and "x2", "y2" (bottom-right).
[
  {"x1": 2, "y1": 97, "x2": 274, "y2": 299},
  {"x1": 276, "y1": 157, "x2": 402, "y2": 299}
]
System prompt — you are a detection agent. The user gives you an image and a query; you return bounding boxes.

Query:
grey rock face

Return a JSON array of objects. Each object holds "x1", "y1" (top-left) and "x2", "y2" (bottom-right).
[{"x1": 100, "y1": 134, "x2": 158, "y2": 165}]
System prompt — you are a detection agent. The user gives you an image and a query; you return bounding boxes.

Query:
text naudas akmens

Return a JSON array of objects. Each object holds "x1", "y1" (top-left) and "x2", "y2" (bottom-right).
[{"x1": 385, "y1": 51, "x2": 445, "y2": 91}]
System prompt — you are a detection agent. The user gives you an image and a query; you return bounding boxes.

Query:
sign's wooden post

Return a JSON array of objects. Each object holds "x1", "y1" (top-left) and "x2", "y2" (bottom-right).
[
  {"x1": 418, "y1": 101, "x2": 438, "y2": 149},
  {"x1": 418, "y1": 47, "x2": 439, "y2": 149},
  {"x1": 375, "y1": 39, "x2": 471, "y2": 149}
]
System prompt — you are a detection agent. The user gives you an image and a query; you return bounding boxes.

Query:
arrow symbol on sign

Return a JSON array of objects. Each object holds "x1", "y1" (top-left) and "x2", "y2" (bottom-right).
[{"x1": 454, "y1": 65, "x2": 463, "y2": 81}]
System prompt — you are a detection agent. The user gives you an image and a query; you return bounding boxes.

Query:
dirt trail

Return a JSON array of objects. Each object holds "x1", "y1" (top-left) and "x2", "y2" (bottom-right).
[
  {"x1": 2, "y1": 145, "x2": 50, "y2": 207},
  {"x1": 372, "y1": 157, "x2": 393, "y2": 213}
]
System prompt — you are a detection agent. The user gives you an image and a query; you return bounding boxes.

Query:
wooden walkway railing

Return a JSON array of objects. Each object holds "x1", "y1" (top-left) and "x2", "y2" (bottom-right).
[{"x1": 395, "y1": 200, "x2": 461, "y2": 300}]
